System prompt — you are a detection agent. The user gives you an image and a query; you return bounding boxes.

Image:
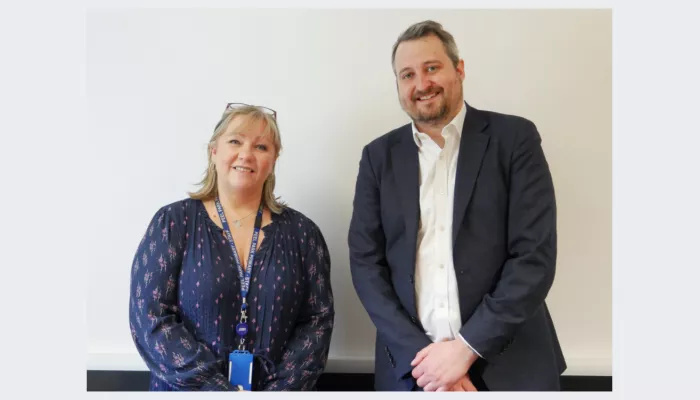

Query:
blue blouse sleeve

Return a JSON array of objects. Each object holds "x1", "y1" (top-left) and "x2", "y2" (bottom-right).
[
  {"x1": 264, "y1": 221, "x2": 335, "y2": 390},
  {"x1": 128, "y1": 204, "x2": 235, "y2": 391}
]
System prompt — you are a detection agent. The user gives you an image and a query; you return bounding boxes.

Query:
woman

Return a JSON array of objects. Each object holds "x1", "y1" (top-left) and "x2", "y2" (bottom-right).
[{"x1": 128, "y1": 103, "x2": 334, "y2": 391}]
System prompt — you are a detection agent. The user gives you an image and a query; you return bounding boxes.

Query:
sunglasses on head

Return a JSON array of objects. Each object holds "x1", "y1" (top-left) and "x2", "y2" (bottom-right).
[
  {"x1": 214, "y1": 102, "x2": 277, "y2": 131},
  {"x1": 224, "y1": 102, "x2": 277, "y2": 119}
]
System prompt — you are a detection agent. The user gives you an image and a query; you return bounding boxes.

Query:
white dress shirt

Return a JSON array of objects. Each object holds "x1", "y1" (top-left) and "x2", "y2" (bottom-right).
[{"x1": 412, "y1": 101, "x2": 482, "y2": 357}]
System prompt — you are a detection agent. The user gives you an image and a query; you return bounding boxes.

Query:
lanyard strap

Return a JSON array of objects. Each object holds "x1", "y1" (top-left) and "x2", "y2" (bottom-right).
[{"x1": 215, "y1": 197, "x2": 263, "y2": 350}]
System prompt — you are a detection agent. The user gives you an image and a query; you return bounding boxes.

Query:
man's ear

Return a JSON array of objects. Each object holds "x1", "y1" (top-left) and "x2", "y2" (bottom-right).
[{"x1": 456, "y1": 59, "x2": 465, "y2": 81}]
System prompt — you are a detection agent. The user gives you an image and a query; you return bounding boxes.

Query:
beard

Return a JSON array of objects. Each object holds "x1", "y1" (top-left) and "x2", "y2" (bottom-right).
[
  {"x1": 402, "y1": 86, "x2": 453, "y2": 126},
  {"x1": 412, "y1": 101, "x2": 449, "y2": 124},
  {"x1": 400, "y1": 75, "x2": 464, "y2": 127}
]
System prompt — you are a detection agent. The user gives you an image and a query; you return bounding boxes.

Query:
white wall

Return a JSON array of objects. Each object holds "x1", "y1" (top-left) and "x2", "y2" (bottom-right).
[{"x1": 86, "y1": 8, "x2": 612, "y2": 375}]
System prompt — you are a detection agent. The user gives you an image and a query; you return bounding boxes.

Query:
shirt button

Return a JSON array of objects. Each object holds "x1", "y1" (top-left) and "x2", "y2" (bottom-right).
[
  {"x1": 439, "y1": 226, "x2": 445, "y2": 232},
  {"x1": 439, "y1": 264, "x2": 444, "y2": 269},
  {"x1": 439, "y1": 302, "x2": 445, "y2": 308}
]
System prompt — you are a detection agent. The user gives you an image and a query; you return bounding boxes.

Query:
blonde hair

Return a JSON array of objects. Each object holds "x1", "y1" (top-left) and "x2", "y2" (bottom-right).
[{"x1": 188, "y1": 105, "x2": 285, "y2": 214}]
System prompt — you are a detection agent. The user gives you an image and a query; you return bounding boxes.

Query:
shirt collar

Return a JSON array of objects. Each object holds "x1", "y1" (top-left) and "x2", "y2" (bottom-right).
[{"x1": 412, "y1": 100, "x2": 467, "y2": 148}]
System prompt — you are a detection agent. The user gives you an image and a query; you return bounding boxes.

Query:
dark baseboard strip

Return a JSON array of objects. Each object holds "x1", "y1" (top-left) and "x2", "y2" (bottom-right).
[{"x1": 87, "y1": 370, "x2": 611, "y2": 391}]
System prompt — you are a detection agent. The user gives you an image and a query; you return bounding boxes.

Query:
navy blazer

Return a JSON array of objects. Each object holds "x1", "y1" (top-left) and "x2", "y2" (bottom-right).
[{"x1": 348, "y1": 103, "x2": 566, "y2": 391}]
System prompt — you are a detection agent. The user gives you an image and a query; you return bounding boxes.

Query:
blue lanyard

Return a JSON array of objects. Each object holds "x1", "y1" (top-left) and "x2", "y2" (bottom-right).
[{"x1": 215, "y1": 197, "x2": 263, "y2": 350}]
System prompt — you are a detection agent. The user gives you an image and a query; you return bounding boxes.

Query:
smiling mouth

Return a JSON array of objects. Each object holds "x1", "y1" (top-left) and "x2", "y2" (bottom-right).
[
  {"x1": 233, "y1": 166, "x2": 255, "y2": 173},
  {"x1": 415, "y1": 91, "x2": 440, "y2": 102}
]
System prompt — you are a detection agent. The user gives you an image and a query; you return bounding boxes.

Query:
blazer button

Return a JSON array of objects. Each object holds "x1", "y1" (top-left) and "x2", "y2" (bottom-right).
[
  {"x1": 411, "y1": 316, "x2": 417, "y2": 323},
  {"x1": 409, "y1": 274, "x2": 414, "y2": 284}
]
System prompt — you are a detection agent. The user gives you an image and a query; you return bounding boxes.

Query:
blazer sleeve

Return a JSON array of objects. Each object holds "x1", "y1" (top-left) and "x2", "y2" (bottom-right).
[
  {"x1": 263, "y1": 222, "x2": 335, "y2": 391},
  {"x1": 128, "y1": 205, "x2": 235, "y2": 391},
  {"x1": 348, "y1": 144, "x2": 432, "y2": 384},
  {"x1": 459, "y1": 120, "x2": 558, "y2": 360}
]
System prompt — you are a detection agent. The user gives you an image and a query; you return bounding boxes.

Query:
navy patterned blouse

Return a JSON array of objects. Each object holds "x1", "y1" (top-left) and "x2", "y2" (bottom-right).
[{"x1": 128, "y1": 198, "x2": 335, "y2": 391}]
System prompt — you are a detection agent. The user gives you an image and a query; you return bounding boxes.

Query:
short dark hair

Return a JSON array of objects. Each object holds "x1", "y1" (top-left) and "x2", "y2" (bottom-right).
[{"x1": 391, "y1": 20, "x2": 460, "y2": 72}]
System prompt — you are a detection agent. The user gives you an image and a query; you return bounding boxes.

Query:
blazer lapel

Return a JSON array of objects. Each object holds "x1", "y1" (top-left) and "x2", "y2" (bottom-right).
[
  {"x1": 452, "y1": 105, "x2": 490, "y2": 245},
  {"x1": 391, "y1": 127, "x2": 420, "y2": 271}
]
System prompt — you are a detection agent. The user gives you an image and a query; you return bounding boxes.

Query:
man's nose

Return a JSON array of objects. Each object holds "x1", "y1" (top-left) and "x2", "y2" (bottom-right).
[{"x1": 415, "y1": 73, "x2": 432, "y2": 93}]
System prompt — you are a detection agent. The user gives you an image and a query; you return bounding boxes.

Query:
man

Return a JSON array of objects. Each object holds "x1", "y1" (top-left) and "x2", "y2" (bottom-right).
[{"x1": 348, "y1": 20, "x2": 566, "y2": 391}]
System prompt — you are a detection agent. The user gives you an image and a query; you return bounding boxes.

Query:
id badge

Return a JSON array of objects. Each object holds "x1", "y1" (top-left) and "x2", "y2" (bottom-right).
[{"x1": 229, "y1": 350, "x2": 254, "y2": 390}]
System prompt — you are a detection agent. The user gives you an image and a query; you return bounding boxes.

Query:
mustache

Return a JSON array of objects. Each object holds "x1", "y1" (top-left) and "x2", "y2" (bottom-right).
[{"x1": 412, "y1": 87, "x2": 443, "y2": 101}]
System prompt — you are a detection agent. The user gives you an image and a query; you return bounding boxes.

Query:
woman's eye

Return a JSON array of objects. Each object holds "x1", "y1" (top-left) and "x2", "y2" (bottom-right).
[
  {"x1": 228, "y1": 139, "x2": 241, "y2": 144},
  {"x1": 256, "y1": 144, "x2": 268, "y2": 151}
]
